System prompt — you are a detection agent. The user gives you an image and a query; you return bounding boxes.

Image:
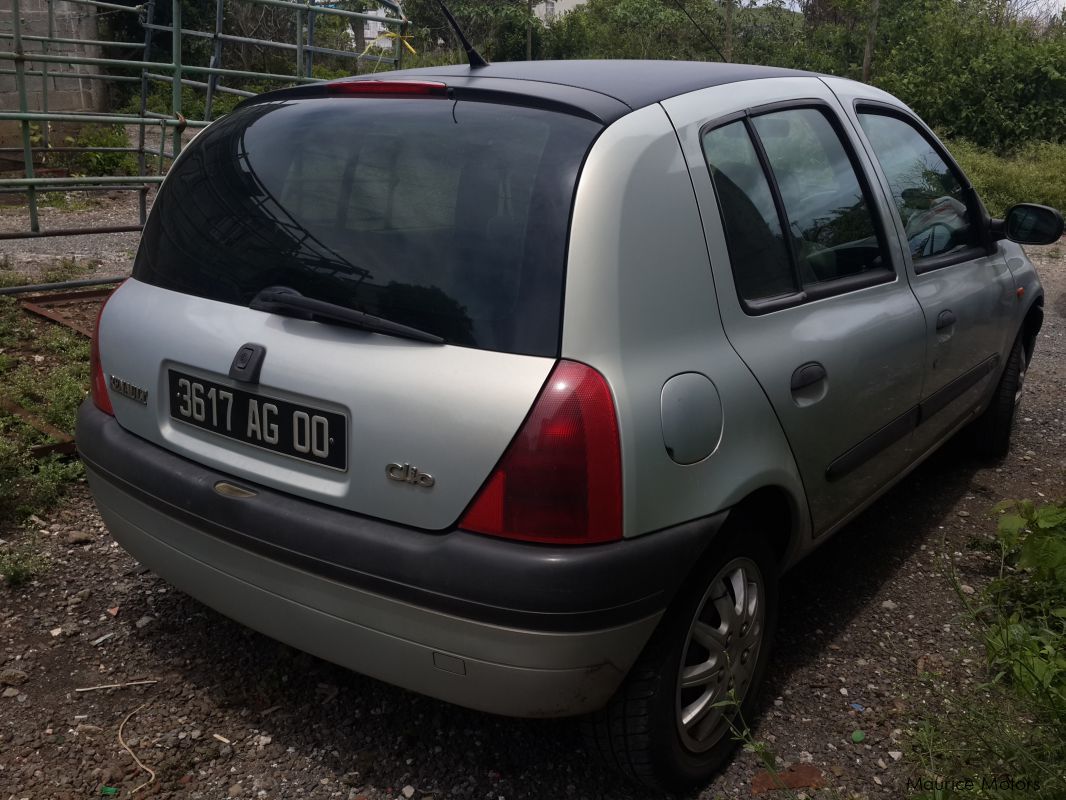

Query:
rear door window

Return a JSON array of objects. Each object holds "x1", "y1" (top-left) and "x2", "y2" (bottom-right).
[
  {"x1": 134, "y1": 97, "x2": 602, "y2": 357},
  {"x1": 702, "y1": 105, "x2": 891, "y2": 310}
]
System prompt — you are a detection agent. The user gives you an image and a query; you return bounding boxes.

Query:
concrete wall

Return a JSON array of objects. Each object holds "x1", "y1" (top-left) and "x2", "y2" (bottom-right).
[{"x1": 0, "y1": 0, "x2": 105, "y2": 150}]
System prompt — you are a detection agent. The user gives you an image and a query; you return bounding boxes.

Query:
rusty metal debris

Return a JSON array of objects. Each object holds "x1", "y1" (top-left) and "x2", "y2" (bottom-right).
[
  {"x1": 18, "y1": 287, "x2": 113, "y2": 338},
  {"x1": 0, "y1": 287, "x2": 112, "y2": 457},
  {"x1": 0, "y1": 276, "x2": 123, "y2": 297},
  {"x1": 0, "y1": 397, "x2": 76, "y2": 458}
]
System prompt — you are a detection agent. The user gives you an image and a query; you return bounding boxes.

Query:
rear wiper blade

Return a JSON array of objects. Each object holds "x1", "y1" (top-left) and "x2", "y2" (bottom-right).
[{"x1": 250, "y1": 286, "x2": 444, "y2": 345}]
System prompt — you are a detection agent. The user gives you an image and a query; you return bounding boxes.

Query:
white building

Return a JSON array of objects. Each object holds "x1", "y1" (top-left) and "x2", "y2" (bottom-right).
[{"x1": 536, "y1": 0, "x2": 586, "y2": 24}]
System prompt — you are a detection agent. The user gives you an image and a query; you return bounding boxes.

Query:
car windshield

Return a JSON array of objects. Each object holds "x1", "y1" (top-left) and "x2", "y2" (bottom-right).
[{"x1": 133, "y1": 96, "x2": 602, "y2": 356}]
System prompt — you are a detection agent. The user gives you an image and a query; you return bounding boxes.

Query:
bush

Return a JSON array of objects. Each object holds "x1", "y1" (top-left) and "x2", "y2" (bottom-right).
[
  {"x1": 946, "y1": 138, "x2": 1066, "y2": 217},
  {"x1": 58, "y1": 124, "x2": 138, "y2": 177}
]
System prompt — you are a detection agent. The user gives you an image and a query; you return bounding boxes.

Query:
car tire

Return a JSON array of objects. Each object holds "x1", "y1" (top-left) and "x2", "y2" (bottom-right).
[
  {"x1": 583, "y1": 524, "x2": 779, "y2": 792},
  {"x1": 971, "y1": 335, "x2": 1027, "y2": 459}
]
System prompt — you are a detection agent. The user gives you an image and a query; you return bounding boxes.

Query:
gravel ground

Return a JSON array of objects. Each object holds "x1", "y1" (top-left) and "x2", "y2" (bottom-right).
[
  {"x1": 0, "y1": 230, "x2": 1063, "y2": 800},
  {"x1": 0, "y1": 193, "x2": 146, "y2": 282}
]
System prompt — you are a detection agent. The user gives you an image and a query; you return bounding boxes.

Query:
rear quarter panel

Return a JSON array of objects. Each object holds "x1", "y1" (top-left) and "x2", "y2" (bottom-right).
[{"x1": 562, "y1": 103, "x2": 809, "y2": 548}]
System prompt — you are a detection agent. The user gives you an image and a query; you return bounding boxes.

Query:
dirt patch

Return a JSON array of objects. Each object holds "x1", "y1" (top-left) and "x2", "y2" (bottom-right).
[{"x1": 0, "y1": 243, "x2": 1063, "y2": 799}]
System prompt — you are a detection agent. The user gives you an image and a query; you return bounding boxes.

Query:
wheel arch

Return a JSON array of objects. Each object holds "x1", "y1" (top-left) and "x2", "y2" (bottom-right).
[
  {"x1": 718, "y1": 485, "x2": 802, "y2": 572},
  {"x1": 1021, "y1": 293, "x2": 1043, "y2": 364}
]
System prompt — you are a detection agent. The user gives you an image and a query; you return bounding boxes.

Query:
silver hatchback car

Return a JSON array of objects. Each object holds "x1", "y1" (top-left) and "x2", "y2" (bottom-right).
[{"x1": 78, "y1": 60, "x2": 1063, "y2": 790}]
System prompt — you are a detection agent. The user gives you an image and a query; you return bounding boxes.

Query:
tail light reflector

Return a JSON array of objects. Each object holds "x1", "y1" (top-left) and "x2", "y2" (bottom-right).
[
  {"x1": 327, "y1": 79, "x2": 447, "y2": 97},
  {"x1": 459, "y1": 360, "x2": 622, "y2": 545}
]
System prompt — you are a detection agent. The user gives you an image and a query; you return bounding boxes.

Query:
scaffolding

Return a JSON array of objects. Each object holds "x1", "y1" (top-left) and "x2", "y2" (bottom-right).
[{"x1": 0, "y1": 0, "x2": 408, "y2": 239}]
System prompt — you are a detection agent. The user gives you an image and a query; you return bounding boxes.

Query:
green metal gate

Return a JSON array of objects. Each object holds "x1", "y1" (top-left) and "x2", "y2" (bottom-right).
[{"x1": 0, "y1": 0, "x2": 407, "y2": 239}]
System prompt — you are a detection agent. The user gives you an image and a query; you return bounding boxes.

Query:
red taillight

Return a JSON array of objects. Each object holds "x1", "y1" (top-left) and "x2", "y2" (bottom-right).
[
  {"x1": 326, "y1": 79, "x2": 448, "y2": 97},
  {"x1": 90, "y1": 287, "x2": 117, "y2": 416},
  {"x1": 459, "y1": 360, "x2": 623, "y2": 545}
]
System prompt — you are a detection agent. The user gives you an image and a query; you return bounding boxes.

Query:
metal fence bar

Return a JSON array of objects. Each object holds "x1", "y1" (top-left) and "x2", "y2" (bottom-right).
[
  {"x1": 144, "y1": 72, "x2": 255, "y2": 98},
  {"x1": 61, "y1": 0, "x2": 143, "y2": 13},
  {"x1": 11, "y1": 0, "x2": 40, "y2": 232},
  {"x1": 0, "y1": 68, "x2": 142, "y2": 82},
  {"x1": 0, "y1": 111, "x2": 188, "y2": 126},
  {"x1": 0, "y1": 32, "x2": 146, "y2": 50},
  {"x1": 0, "y1": 176, "x2": 167, "y2": 186}
]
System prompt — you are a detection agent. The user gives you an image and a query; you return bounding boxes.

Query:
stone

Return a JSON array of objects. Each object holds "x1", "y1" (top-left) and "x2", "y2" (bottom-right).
[
  {"x1": 135, "y1": 616, "x2": 153, "y2": 629},
  {"x1": 402, "y1": 787, "x2": 415, "y2": 799},
  {"x1": 0, "y1": 668, "x2": 28, "y2": 686}
]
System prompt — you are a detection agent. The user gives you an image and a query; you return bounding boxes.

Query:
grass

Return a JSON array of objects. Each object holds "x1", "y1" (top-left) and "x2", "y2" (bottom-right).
[
  {"x1": 945, "y1": 139, "x2": 1066, "y2": 219},
  {"x1": 0, "y1": 293, "x2": 88, "y2": 527},
  {"x1": 0, "y1": 533, "x2": 49, "y2": 588},
  {"x1": 907, "y1": 501, "x2": 1066, "y2": 798},
  {"x1": 0, "y1": 257, "x2": 99, "y2": 289}
]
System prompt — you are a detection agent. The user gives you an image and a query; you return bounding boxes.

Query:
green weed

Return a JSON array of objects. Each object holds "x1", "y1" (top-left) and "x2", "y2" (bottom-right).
[
  {"x1": 0, "y1": 533, "x2": 49, "y2": 587},
  {"x1": 907, "y1": 501, "x2": 1066, "y2": 798},
  {"x1": 946, "y1": 140, "x2": 1066, "y2": 218}
]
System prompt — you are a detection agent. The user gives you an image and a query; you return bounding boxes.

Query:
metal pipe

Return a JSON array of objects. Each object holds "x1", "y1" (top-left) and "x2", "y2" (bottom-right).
[
  {"x1": 137, "y1": 0, "x2": 155, "y2": 227},
  {"x1": 42, "y1": 0, "x2": 52, "y2": 149},
  {"x1": 0, "y1": 32, "x2": 146, "y2": 49},
  {"x1": 306, "y1": 6, "x2": 316, "y2": 77},
  {"x1": 0, "y1": 51, "x2": 327, "y2": 84},
  {"x1": 145, "y1": 72, "x2": 254, "y2": 98},
  {"x1": 204, "y1": 0, "x2": 224, "y2": 121},
  {"x1": 171, "y1": 0, "x2": 182, "y2": 161},
  {"x1": 0, "y1": 276, "x2": 128, "y2": 293},
  {"x1": 240, "y1": 0, "x2": 399, "y2": 25},
  {"x1": 0, "y1": 185, "x2": 152, "y2": 194},
  {"x1": 296, "y1": 9, "x2": 304, "y2": 78},
  {"x1": 0, "y1": 146, "x2": 142, "y2": 153},
  {"x1": 61, "y1": 0, "x2": 144, "y2": 13},
  {"x1": 0, "y1": 68, "x2": 141, "y2": 82},
  {"x1": 138, "y1": 24, "x2": 382, "y2": 61},
  {"x1": 11, "y1": 0, "x2": 40, "y2": 233},
  {"x1": 0, "y1": 176, "x2": 166, "y2": 186},
  {"x1": 0, "y1": 111, "x2": 185, "y2": 126}
]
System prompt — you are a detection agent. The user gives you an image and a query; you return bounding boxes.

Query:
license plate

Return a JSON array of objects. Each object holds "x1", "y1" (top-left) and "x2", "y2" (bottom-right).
[{"x1": 168, "y1": 370, "x2": 347, "y2": 471}]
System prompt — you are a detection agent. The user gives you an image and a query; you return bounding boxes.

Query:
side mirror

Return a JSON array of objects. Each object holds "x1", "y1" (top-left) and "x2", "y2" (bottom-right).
[{"x1": 991, "y1": 203, "x2": 1064, "y2": 245}]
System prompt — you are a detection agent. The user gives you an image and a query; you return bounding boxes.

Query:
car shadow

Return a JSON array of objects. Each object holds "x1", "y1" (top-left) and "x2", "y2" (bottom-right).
[{"x1": 128, "y1": 443, "x2": 986, "y2": 800}]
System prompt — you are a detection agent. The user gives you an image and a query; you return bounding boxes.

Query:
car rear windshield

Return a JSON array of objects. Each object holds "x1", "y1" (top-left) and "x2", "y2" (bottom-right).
[{"x1": 133, "y1": 95, "x2": 602, "y2": 356}]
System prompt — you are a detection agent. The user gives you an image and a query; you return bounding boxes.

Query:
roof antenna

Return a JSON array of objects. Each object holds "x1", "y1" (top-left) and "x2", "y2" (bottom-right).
[
  {"x1": 436, "y1": 0, "x2": 489, "y2": 69},
  {"x1": 666, "y1": 0, "x2": 727, "y2": 63}
]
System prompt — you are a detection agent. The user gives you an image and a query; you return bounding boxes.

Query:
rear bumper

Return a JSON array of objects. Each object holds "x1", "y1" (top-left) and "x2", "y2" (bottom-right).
[{"x1": 77, "y1": 401, "x2": 725, "y2": 717}]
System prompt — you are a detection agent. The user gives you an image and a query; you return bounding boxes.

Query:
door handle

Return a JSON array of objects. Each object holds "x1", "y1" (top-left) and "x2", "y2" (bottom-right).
[
  {"x1": 791, "y1": 362, "x2": 827, "y2": 392},
  {"x1": 936, "y1": 309, "x2": 957, "y2": 331}
]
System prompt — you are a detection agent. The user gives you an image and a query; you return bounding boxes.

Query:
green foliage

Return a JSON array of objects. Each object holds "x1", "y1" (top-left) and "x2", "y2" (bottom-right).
[
  {"x1": 119, "y1": 82, "x2": 247, "y2": 124},
  {"x1": 0, "y1": 532, "x2": 49, "y2": 588},
  {"x1": 985, "y1": 500, "x2": 1066, "y2": 703},
  {"x1": 66, "y1": 125, "x2": 138, "y2": 176},
  {"x1": 402, "y1": 0, "x2": 542, "y2": 61},
  {"x1": 945, "y1": 139, "x2": 1066, "y2": 217},
  {"x1": 541, "y1": 0, "x2": 1066, "y2": 152},
  {"x1": 905, "y1": 500, "x2": 1066, "y2": 798},
  {"x1": 0, "y1": 297, "x2": 87, "y2": 525}
]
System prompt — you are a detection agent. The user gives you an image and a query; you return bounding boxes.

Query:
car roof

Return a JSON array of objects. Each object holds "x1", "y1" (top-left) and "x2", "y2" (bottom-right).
[{"x1": 383, "y1": 60, "x2": 815, "y2": 111}]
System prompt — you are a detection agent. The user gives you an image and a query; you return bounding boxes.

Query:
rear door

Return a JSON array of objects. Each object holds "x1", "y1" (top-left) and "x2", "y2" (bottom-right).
[
  {"x1": 97, "y1": 89, "x2": 603, "y2": 529},
  {"x1": 663, "y1": 80, "x2": 927, "y2": 535},
  {"x1": 833, "y1": 89, "x2": 1016, "y2": 450}
]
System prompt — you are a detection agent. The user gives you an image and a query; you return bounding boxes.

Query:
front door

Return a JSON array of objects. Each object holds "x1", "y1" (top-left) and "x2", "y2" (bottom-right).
[{"x1": 847, "y1": 102, "x2": 1016, "y2": 451}]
